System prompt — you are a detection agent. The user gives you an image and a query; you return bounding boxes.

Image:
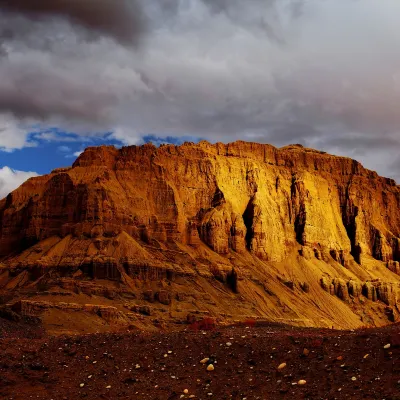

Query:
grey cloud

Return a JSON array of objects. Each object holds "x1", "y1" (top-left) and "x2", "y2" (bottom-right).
[
  {"x1": 201, "y1": 0, "x2": 274, "y2": 14},
  {"x1": 202, "y1": 0, "x2": 305, "y2": 20},
  {"x1": 0, "y1": 0, "x2": 400, "y2": 183},
  {"x1": 0, "y1": 59, "x2": 116, "y2": 121},
  {"x1": 0, "y1": 0, "x2": 145, "y2": 44},
  {"x1": 390, "y1": 157, "x2": 400, "y2": 182},
  {"x1": 320, "y1": 135, "x2": 400, "y2": 153},
  {"x1": 201, "y1": 0, "x2": 305, "y2": 43}
]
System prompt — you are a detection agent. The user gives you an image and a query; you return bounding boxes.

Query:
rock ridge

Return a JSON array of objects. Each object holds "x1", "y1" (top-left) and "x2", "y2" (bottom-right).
[{"x1": 1, "y1": 140, "x2": 400, "y2": 331}]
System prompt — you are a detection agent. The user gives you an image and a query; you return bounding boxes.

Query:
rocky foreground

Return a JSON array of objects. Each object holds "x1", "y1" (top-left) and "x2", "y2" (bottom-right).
[{"x1": 1, "y1": 319, "x2": 399, "y2": 399}]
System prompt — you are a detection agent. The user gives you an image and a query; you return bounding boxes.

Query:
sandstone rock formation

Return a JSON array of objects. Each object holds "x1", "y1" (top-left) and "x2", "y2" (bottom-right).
[{"x1": 1, "y1": 141, "x2": 400, "y2": 331}]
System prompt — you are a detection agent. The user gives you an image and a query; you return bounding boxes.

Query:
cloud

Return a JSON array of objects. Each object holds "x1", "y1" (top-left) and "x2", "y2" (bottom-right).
[
  {"x1": 0, "y1": 0, "x2": 145, "y2": 44},
  {"x1": 1, "y1": 1, "x2": 400, "y2": 182},
  {"x1": 0, "y1": 166, "x2": 38, "y2": 199},
  {"x1": 64, "y1": 150, "x2": 84, "y2": 159},
  {"x1": 57, "y1": 145, "x2": 71, "y2": 152},
  {"x1": 0, "y1": 113, "x2": 36, "y2": 151}
]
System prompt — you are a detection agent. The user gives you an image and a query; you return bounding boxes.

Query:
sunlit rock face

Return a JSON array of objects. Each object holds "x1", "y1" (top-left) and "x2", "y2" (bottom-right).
[
  {"x1": 1, "y1": 140, "x2": 400, "y2": 330},
  {"x1": 2, "y1": 140, "x2": 399, "y2": 263}
]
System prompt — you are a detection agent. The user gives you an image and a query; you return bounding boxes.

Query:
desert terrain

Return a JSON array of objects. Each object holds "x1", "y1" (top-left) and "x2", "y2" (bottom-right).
[
  {"x1": 0, "y1": 141, "x2": 400, "y2": 332},
  {"x1": 1, "y1": 141, "x2": 400, "y2": 398},
  {"x1": 1, "y1": 317, "x2": 399, "y2": 399}
]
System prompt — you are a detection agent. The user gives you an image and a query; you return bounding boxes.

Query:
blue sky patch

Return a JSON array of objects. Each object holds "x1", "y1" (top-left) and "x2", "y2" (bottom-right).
[{"x1": 0, "y1": 129, "x2": 203, "y2": 175}]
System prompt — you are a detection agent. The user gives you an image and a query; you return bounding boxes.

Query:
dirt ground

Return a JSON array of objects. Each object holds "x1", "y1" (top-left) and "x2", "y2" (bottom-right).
[{"x1": 0, "y1": 319, "x2": 399, "y2": 400}]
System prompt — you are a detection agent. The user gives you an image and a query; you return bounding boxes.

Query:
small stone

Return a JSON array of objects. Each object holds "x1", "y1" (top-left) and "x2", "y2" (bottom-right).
[
  {"x1": 277, "y1": 363, "x2": 287, "y2": 370},
  {"x1": 363, "y1": 354, "x2": 369, "y2": 359},
  {"x1": 168, "y1": 351, "x2": 173, "y2": 354},
  {"x1": 298, "y1": 380, "x2": 306, "y2": 385},
  {"x1": 226, "y1": 342, "x2": 232, "y2": 347},
  {"x1": 164, "y1": 354, "x2": 168, "y2": 358},
  {"x1": 135, "y1": 364, "x2": 141, "y2": 369},
  {"x1": 336, "y1": 356, "x2": 343, "y2": 361},
  {"x1": 183, "y1": 389, "x2": 189, "y2": 394},
  {"x1": 351, "y1": 377, "x2": 357, "y2": 381},
  {"x1": 207, "y1": 364, "x2": 215, "y2": 371},
  {"x1": 303, "y1": 348, "x2": 310, "y2": 356},
  {"x1": 106, "y1": 386, "x2": 111, "y2": 389},
  {"x1": 79, "y1": 383, "x2": 85, "y2": 388},
  {"x1": 200, "y1": 358, "x2": 209, "y2": 364},
  {"x1": 384, "y1": 344, "x2": 391, "y2": 349}
]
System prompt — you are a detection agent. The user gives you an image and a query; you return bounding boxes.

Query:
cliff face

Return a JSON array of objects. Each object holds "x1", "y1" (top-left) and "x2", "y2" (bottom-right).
[{"x1": 1, "y1": 141, "x2": 400, "y2": 331}]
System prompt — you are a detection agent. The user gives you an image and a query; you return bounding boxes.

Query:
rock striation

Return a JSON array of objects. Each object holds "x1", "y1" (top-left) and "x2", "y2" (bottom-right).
[{"x1": 1, "y1": 141, "x2": 400, "y2": 330}]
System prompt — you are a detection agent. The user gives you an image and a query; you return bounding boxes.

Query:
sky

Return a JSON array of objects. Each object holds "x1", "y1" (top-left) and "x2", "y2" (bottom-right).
[{"x1": 1, "y1": 0, "x2": 400, "y2": 199}]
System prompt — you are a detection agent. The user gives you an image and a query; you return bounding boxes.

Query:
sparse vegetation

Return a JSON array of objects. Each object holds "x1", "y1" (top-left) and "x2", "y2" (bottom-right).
[{"x1": 189, "y1": 317, "x2": 216, "y2": 331}]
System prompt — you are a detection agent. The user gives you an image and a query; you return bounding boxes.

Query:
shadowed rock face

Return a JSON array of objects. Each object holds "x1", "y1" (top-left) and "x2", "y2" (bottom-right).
[{"x1": 1, "y1": 140, "x2": 400, "y2": 330}]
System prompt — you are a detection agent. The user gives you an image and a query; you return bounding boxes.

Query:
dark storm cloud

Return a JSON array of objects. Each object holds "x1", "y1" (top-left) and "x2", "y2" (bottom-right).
[
  {"x1": 0, "y1": 0, "x2": 145, "y2": 44},
  {"x1": 0, "y1": 58, "x2": 119, "y2": 121},
  {"x1": 1, "y1": 0, "x2": 400, "y2": 183},
  {"x1": 0, "y1": 1, "x2": 150, "y2": 125}
]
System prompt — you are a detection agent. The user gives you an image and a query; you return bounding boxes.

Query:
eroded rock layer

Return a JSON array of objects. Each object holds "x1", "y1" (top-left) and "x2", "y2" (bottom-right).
[{"x1": 1, "y1": 141, "x2": 400, "y2": 332}]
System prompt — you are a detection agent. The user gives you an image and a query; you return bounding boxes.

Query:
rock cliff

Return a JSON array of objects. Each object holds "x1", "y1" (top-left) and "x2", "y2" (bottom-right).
[{"x1": 1, "y1": 141, "x2": 400, "y2": 332}]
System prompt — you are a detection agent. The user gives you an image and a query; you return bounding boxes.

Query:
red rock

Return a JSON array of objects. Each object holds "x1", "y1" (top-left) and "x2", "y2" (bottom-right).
[{"x1": 1, "y1": 141, "x2": 400, "y2": 331}]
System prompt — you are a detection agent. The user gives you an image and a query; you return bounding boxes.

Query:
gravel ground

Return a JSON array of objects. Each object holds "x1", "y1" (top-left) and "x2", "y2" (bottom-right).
[{"x1": 0, "y1": 320, "x2": 399, "y2": 399}]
